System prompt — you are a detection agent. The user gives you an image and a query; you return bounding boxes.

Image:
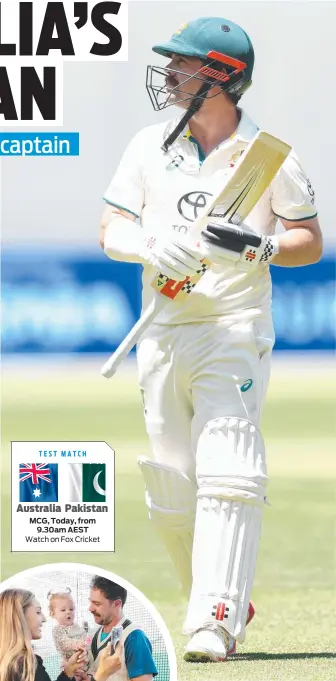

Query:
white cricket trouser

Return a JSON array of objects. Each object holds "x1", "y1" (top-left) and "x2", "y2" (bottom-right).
[{"x1": 137, "y1": 315, "x2": 274, "y2": 479}]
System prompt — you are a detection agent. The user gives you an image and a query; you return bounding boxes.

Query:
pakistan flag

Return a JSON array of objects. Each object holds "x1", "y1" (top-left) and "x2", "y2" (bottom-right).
[{"x1": 66, "y1": 464, "x2": 106, "y2": 502}]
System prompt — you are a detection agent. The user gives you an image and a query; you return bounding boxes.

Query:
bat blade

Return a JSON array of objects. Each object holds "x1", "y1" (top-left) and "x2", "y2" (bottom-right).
[
  {"x1": 101, "y1": 131, "x2": 291, "y2": 378},
  {"x1": 151, "y1": 131, "x2": 291, "y2": 301}
]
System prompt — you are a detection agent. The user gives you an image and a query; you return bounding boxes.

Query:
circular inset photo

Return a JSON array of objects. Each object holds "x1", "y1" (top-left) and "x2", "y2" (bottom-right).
[{"x1": 0, "y1": 563, "x2": 176, "y2": 681}]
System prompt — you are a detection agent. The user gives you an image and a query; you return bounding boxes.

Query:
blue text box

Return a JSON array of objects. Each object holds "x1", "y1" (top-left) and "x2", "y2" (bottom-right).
[{"x1": 0, "y1": 133, "x2": 79, "y2": 156}]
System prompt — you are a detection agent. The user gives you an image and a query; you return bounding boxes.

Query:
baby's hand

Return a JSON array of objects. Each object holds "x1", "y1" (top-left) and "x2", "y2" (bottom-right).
[{"x1": 74, "y1": 640, "x2": 86, "y2": 652}]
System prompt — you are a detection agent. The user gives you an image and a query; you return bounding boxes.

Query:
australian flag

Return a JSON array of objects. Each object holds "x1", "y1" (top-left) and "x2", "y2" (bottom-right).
[{"x1": 19, "y1": 463, "x2": 58, "y2": 502}]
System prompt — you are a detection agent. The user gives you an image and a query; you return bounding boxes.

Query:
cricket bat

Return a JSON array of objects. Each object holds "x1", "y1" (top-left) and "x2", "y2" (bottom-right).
[{"x1": 101, "y1": 131, "x2": 291, "y2": 379}]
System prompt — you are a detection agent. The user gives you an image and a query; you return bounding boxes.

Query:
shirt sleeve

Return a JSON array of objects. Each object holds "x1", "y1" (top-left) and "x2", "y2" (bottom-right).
[
  {"x1": 124, "y1": 629, "x2": 158, "y2": 679},
  {"x1": 103, "y1": 130, "x2": 146, "y2": 218},
  {"x1": 270, "y1": 149, "x2": 318, "y2": 221}
]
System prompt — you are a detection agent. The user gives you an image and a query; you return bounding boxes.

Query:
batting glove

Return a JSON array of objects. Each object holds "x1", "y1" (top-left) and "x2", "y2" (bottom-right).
[
  {"x1": 201, "y1": 222, "x2": 279, "y2": 270},
  {"x1": 140, "y1": 233, "x2": 203, "y2": 281}
]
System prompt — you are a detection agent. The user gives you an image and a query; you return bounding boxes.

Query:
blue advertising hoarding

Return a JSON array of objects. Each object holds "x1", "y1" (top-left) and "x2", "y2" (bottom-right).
[
  {"x1": 271, "y1": 258, "x2": 335, "y2": 350},
  {"x1": 1, "y1": 251, "x2": 142, "y2": 354},
  {"x1": 1, "y1": 250, "x2": 335, "y2": 353}
]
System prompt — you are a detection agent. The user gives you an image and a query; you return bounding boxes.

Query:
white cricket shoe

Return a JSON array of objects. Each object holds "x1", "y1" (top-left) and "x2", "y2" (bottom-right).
[
  {"x1": 183, "y1": 625, "x2": 229, "y2": 663},
  {"x1": 184, "y1": 601, "x2": 256, "y2": 661}
]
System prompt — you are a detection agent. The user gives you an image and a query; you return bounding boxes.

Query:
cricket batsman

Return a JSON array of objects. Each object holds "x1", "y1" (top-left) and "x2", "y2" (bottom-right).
[{"x1": 100, "y1": 17, "x2": 322, "y2": 662}]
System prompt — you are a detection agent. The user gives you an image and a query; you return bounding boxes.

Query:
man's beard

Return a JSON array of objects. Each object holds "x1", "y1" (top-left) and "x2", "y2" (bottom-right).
[
  {"x1": 93, "y1": 613, "x2": 114, "y2": 626},
  {"x1": 165, "y1": 78, "x2": 198, "y2": 108},
  {"x1": 101, "y1": 615, "x2": 114, "y2": 627},
  {"x1": 166, "y1": 77, "x2": 178, "y2": 90}
]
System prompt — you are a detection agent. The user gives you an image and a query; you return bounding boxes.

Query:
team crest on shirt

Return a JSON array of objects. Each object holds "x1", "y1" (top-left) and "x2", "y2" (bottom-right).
[{"x1": 228, "y1": 149, "x2": 244, "y2": 168}]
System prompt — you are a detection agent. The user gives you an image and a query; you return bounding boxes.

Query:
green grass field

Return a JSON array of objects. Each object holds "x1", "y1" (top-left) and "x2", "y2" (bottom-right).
[{"x1": 1, "y1": 358, "x2": 335, "y2": 681}]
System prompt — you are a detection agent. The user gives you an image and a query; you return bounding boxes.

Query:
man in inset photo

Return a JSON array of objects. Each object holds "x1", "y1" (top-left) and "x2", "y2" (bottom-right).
[{"x1": 83, "y1": 576, "x2": 158, "y2": 681}]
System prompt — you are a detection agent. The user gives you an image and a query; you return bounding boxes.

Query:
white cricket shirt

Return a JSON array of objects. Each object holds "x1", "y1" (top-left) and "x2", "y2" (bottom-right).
[{"x1": 104, "y1": 110, "x2": 317, "y2": 324}]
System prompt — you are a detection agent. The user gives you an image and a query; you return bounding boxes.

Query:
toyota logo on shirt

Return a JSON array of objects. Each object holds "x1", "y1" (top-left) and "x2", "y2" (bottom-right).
[{"x1": 177, "y1": 191, "x2": 213, "y2": 222}]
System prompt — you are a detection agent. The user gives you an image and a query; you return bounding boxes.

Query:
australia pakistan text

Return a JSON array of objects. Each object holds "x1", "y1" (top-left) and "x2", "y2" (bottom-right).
[{"x1": 17, "y1": 503, "x2": 108, "y2": 512}]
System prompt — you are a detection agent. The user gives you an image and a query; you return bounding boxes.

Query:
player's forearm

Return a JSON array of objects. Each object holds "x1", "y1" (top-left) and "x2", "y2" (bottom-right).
[
  {"x1": 103, "y1": 214, "x2": 145, "y2": 264},
  {"x1": 272, "y1": 226, "x2": 323, "y2": 267}
]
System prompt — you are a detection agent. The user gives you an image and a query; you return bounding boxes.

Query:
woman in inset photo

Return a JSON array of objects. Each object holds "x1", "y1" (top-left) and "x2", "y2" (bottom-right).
[{"x1": 0, "y1": 589, "x2": 122, "y2": 681}]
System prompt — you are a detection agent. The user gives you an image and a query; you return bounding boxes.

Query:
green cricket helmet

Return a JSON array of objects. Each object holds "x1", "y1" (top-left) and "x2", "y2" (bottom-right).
[
  {"x1": 154, "y1": 17, "x2": 253, "y2": 84},
  {"x1": 146, "y1": 17, "x2": 254, "y2": 151}
]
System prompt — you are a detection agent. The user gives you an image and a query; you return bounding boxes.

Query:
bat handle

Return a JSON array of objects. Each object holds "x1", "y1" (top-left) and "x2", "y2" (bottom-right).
[{"x1": 101, "y1": 293, "x2": 168, "y2": 379}]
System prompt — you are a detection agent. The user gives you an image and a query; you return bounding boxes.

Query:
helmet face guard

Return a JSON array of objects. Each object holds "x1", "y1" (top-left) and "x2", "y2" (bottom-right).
[{"x1": 146, "y1": 51, "x2": 248, "y2": 112}]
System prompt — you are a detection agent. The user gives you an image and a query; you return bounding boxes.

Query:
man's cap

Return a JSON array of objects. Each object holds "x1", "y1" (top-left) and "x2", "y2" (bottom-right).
[{"x1": 152, "y1": 16, "x2": 254, "y2": 82}]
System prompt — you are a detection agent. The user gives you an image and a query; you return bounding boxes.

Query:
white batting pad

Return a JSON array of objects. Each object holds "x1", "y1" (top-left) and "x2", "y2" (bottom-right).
[
  {"x1": 183, "y1": 418, "x2": 267, "y2": 642},
  {"x1": 138, "y1": 457, "x2": 197, "y2": 595}
]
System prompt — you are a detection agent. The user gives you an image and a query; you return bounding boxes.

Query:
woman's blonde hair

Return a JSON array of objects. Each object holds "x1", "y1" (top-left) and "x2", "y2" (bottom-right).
[{"x1": 0, "y1": 589, "x2": 37, "y2": 681}]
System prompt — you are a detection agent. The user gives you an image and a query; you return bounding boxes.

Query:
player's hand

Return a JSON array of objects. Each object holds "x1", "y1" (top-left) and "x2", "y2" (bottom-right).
[
  {"x1": 140, "y1": 233, "x2": 203, "y2": 281},
  {"x1": 201, "y1": 222, "x2": 278, "y2": 270},
  {"x1": 94, "y1": 642, "x2": 123, "y2": 681}
]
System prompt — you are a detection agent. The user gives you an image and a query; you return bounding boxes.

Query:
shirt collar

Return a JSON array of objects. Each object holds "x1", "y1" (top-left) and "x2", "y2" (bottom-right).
[
  {"x1": 233, "y1": 109, "x2": 259, "y2": 142},
  {"x1": 179, "y1": 108, "x2": 258, "y2": 144}
]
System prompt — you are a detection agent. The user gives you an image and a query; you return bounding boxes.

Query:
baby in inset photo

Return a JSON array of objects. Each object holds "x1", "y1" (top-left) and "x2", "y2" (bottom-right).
[{"x1": 48, "y1": 588, "x2": 90, "y2": 675}]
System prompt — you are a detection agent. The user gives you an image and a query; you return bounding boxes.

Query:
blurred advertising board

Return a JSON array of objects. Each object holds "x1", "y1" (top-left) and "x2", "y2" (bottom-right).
[
  {"x1": 271, "y1": 257, "x2": 335, "y2": 351},
  {"x1": 1, "y1": 251, "x2": 142, "y2": 354},
  {"x1": 2, "y1": 251, "x2": 335, "y2": 353}
]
